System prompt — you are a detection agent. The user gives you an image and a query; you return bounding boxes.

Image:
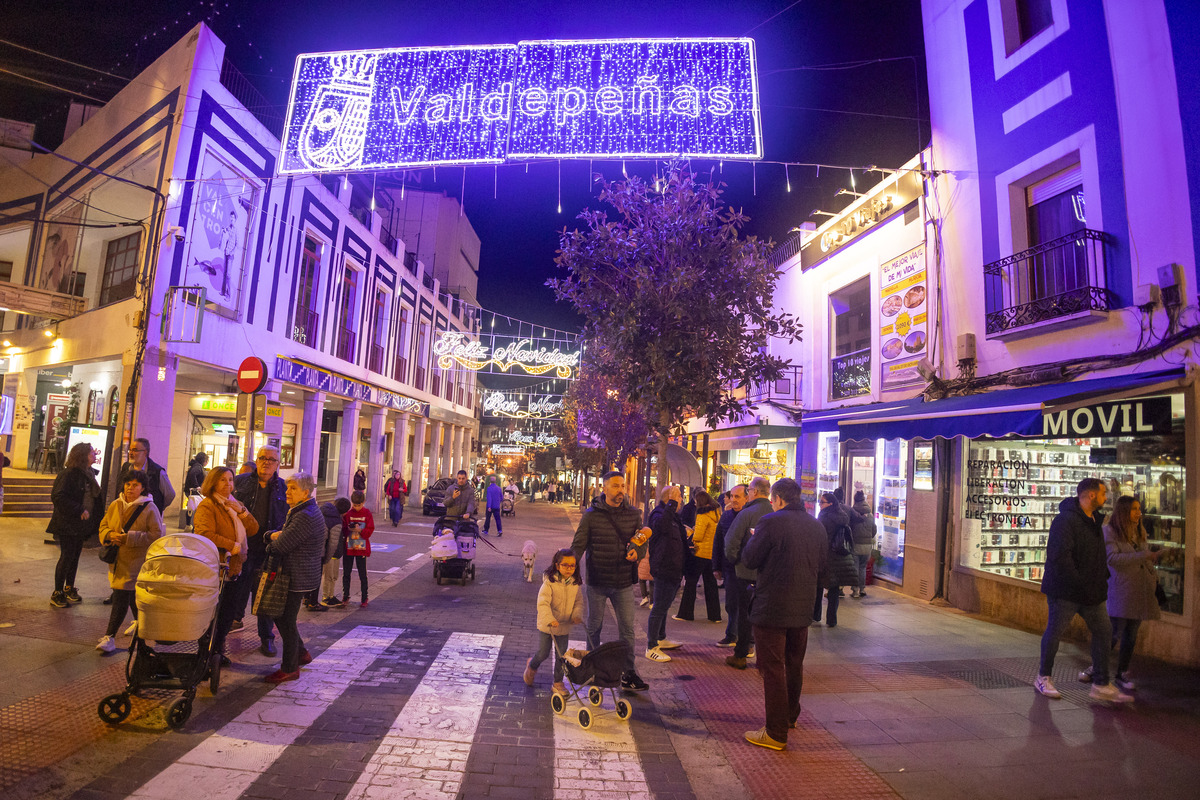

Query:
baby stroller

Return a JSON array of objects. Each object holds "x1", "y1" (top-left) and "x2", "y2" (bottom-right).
[
  {"x1": 550, "y1": 640, "x2": 633, "y2": 728},
  {"x1": 97, "y1": 533, "x2": 225, "y2": 730},
  {"x1": 430, "y1": 516, "x2": 478, "y2": 585},
  {"x1": 501, "y1": 489, "x2": 516, "y2": 518}
]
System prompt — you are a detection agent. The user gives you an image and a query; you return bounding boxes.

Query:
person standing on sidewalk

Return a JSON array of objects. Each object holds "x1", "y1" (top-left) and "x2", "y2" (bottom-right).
[
  {"x1": 341, "y1": 491, "x2": 374, "y2": 607},
  {"x1": 1036, "y1": 478, "x2": 1132, "y2": 703},
  {"x1": 675, "y1": 490, "x2": 722, "y2": 623},
  {"x1": 118, "y1": 438, "x2": 176, "y2": 515},
  {"x1": 1097, "y1": 495, "x2": 1161, "y2": 692},
  {"x1": 233, "y1": 446, "x2": 287, "y2": 656},
  {"x1": 815, "y1": 493, "x2": 860, "y2": 627},
  {"x1": 48, "y1": 442, "x2": 103, "y2": 608},
  {"x1": 644, "y1": 485, "x2": 687, "y2": 663},
  {"x1": 524, "y1": 548, "x2": 585, "y2": 696},
  {"x1": 482, "y1": 475, "x2": 504, "y2": 537},
  {"x1": 384, "y1": 471, "x2": 406, "y2": 526},
  {"x1": 194, "y1": 465, "x2": 258, "y2": 665},
  {"x1": 714, "y1": 484, "x2": 748, "y2": 647},
  {"x1": 317, "y1": 497, "x2": 351, "y2": 607},
  {"x1": 95, "y1": 470, "x2": 163, "y2": 653},
  {"x1": 571, "y1": 470, "x2": 652, "y2": 692},
  {"x1": 740, "y1": 477, "x2": 827, "y2": 751},
  {"x1": 0, "y1": 451, "x2": 11, "y2": 515},
  {"x1": 850, "y1": 490, "x2": 875, "y2": 598},
  {"x1": 723, "y1": 477, "x2": 773, "y2": 669}
]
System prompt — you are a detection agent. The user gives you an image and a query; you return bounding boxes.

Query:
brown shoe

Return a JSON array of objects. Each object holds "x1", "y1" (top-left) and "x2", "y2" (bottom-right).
[
  {"x1": 300, "y1": 649, "x2": 313, "y2": 666},
  {"x1": 725, "y1": 655, "x2": 748, "y2": 670},
  {"x1": 523, "y1": 658, "x2": 536, "y2": 686},
  {"x1": 264, "y1": 669, "x2": 299, "y2": 684}
]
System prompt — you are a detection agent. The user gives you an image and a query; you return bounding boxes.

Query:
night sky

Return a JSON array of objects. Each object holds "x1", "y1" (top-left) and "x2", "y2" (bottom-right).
[{"x1": 1, "y1": 0, "x2": 929, "y2": 332}]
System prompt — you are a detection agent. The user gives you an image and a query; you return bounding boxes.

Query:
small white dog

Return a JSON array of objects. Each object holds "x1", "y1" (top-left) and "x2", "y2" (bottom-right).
[{"x1": 522, "y1": 540, "x2": 538, "y2": 582}]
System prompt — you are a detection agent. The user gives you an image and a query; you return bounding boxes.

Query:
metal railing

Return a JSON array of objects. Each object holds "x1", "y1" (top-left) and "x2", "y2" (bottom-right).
[
  {"x1": 415, "y1": 365, "x2": 426, "y2": 391},
  {"x1": 368, "y1": 343, "x2": 385, "y2": 373},
  {"x1": 984, "y1": 229, "x2": 1115, "y2": 334},
  {"x1": 219, "y1": 59, "x2": 283, "y2": 137},
  {"x1": 403, "y1": 252, "x2": 418, "y2": 274},
  {"x1": 394, "y1": 355, "x2": 408, "y2": 383},
  {"x1": 381, "y1": 230, "x2": 400, "y2": 257},
  {"x1": 292, "y1": 306, "x2": 320, "y2": 346},
  {"x1": 746, "y1": 365, "x2": 803, "y2": 404},
  {"x1": 421, "y1": 270, "x2": 435, "y2": 291},
  {"x1": 768, "y1": 232, "x2": 805, "y2": 269},
  {"x1": 335, "y1": 326, "x2": 357, "y2": 362}
]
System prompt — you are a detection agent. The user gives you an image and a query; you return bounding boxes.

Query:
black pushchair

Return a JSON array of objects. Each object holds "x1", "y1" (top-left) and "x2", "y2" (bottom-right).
[
  {"x1": 430, "y1": 516, "x2": 479, "y2": 585},
  {"x1": 98, "y1": 533, "x2": 226, "y2": 730},
  {"x1": 501, "y1": 490, "x2": 516, "y2": 517},
  {"x1": 550, "y1": 640, "x2": 633, "y2": 728}
]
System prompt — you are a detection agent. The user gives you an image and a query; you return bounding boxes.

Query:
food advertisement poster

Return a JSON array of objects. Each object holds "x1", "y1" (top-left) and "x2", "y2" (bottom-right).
[{"x1": 878, "y1": 244, "x2": 928, "y2": 389}]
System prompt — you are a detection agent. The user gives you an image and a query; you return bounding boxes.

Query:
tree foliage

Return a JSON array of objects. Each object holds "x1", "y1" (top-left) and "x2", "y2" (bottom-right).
[
  {"x1": 557, "y1": 359, "x2": 650, "y2": 474},
  {"x1": 549, "y1": 165, "x2": 802, "y2": 454}
]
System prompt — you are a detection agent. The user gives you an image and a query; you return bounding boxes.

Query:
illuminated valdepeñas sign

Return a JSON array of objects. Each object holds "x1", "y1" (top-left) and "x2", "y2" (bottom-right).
[
  {"x1": 279, "y1": 38, "x2": 761, "y2": 173},
  {"x1": 433, "y1": 331, "x2": 580, "y2": 378}
]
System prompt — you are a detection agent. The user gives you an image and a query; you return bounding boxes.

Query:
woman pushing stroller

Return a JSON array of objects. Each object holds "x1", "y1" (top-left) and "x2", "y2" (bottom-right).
[{"x1": 523, "y1": 548, "x2": 584, "y2": 696}]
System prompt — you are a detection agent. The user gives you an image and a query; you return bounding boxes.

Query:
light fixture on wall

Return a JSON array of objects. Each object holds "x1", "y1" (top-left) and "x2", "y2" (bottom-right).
[{"x1": 835, "y1": 188, "x2": 864, "y2": 199}]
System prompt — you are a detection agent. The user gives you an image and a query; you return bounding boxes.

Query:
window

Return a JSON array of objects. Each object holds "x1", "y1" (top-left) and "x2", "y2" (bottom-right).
[
  {"x1": 293, "y1": 236, "x2": 322, "y2": 346},
  {"x1": 99, "y1": 231, "x2": 141, "y2": 306},
  {"x1": 415, "y1": 321, "x2": 430, "y2": 391},
  {"x1": 394, "y1": 306, "x2": 410, "y2": 383},
  {"x1": 368, "y1": 288, "x2": 387, "y2": 373},
  {"x1": 0, "y1": 260, "x2": 12, "y2": 282},
  {"x1": 1016, "y1": 0, "x2": 1053, "y2": 44},
  {"x1": 336, "y1": 264, "x2": 359, "y2": 362},
  {"x1": 829, "y1": 277, "x2": 872, "y2": 400}
]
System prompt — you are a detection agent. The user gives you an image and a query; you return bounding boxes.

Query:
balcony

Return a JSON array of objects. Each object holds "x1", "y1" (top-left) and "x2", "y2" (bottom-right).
[
  {"x1": 335, "y1": 326, "x2": 357, "y2": 362},
  {"x1": 421, "y1": 270, "x2": 435, "y2": 291},
  {"x1": 381, "y1": 230, "x2": 400, "y2": 257},
  {"x1": 747, "y1": 365, "x2": 802, "y2": 405},
  {"x1": 984, "y1": 229, "x2": 1115, "y2": 336},
  {"x1": 292, "y1": 306, "x2": 320, "y2": 346},
  {"x1": 403, "y1": 252, "x2": 418, "y2": 274},
  {"x1": 394, "y1": 355, "x2": 408, "y2": 384},
  {"x1": 415, "y1": 365, "x2": 426, "y2": 391},
  {"x1": 368, "y1": 343, "x2": 384, "y2": 374}
]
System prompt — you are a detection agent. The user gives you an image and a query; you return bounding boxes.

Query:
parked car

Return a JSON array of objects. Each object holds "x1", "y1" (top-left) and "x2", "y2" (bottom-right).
[{"x1": 422, "y1": 478, "x2": 455, "y2": 516}]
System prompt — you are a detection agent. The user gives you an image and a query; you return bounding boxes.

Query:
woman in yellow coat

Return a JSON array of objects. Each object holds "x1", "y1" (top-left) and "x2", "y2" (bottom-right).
[
  {"x1": 674, "y1": 491, "x2": 722, "y2": 622},
  {"x1": 95, "y1": 469, "x2": 163, "y2": 653}
]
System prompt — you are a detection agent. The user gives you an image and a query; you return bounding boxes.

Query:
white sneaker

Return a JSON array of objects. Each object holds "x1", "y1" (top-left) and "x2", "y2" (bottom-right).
[
  {"x1": 1034, "y1": 675, "x2": 1061, "y2": 698},
  {"x1": 657, "y1": 639, "x2": 682, "y2": 650},
  {"x1": 645, "y1": 647, "x2": 672, "y2": 662},
  {"x1": 124, "y1": 620, "x2": 139, "y2": 636},
  {"x1": 96, "y1": 636, "x2": 116, "y2": 654},
  {"x1": 638, "y1": 597, "x2": 650, "y2": 607},
  {"x1": 1089, "y1": 683, "x2": 1134, "y2": 703}
]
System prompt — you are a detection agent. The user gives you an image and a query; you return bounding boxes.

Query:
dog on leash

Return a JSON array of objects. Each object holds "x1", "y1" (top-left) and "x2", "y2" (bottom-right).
[{"x1": 522, "y1": 540, "x2": 538, "y2": 582}]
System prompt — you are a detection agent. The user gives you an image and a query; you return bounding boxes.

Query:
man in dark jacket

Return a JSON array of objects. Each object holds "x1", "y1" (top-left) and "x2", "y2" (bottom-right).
[
  {"x1": 1037, "y1": 478, "x2": 1131, "y2": 703},
  {"x1": 233, "y1": 445, "x2": 289, "y2": 656},
  {"x1": 714, "y1": 484, "x2": 747, "y2": 647},
  {"x1": 740, "y1": 477, "x2": 827, "y2": 751},
  {"x1": 723, "y1": 476, "x2": 773, "y2": 669},
  {"x1": 119, "y1": 438, "x2": 175, "y2": 514},
  {"x1": 571, "y1": 470, "x2": 651, "y2": 692},
  {"x1": 644, "y1": 486, "x2": 688, "y2": 662}
]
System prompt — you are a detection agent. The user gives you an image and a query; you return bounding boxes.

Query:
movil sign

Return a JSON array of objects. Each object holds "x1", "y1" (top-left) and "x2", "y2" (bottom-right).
[{"x1": 1042, "y1": 397, "x2": 1171, "y2": 438}]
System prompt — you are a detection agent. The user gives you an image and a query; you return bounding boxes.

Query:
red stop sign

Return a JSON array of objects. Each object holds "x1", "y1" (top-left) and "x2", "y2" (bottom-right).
[{"x1": 237, "y1": 357, "x2": 268, "y2": 394}]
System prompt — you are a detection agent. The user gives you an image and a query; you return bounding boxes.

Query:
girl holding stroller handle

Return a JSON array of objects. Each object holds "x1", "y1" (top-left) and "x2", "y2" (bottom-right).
[
  {"x1": 95, "y1": 470, "x2": 164, "y2": 653},
  {"x1": 524, "y1": 548, "x2": 585, "y2": 696},
  {"x1": 194, "y1": 466, "x2": 259, "y2": 664}
]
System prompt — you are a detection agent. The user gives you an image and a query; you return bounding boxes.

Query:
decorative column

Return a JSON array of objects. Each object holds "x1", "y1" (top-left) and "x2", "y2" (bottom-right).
[
  {"x1": 442, "y1": 422, "x2": 455, "y2": 477},
  {"x1": 298, "y1": 390, "x2": 326, "y2": 479},
  {"x1": 337, "y1": 400, "x2": 361, "y2": 499},
  {"x1": 407, "y1": 415, "x2": 427, "y2": 507},
  {"x1": 428, "y1": 420, "x2": 443, "y2": 485},
  {"x1": 449, "y1": 425, "x2": 463, "y2": 476},
  {"x1": 460, "y1": 427, "x2": 472, "y2": 475},
  {"x1": 367, "y1": 407, "x2": 385, "y2": 512},
  {"x1": 393, "y1": 412, "x2": 411, "y2": 484}
]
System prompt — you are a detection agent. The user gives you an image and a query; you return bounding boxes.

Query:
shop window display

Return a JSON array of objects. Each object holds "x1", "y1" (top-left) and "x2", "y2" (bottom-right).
[
  {"x1": 874, "y1": 439, "x2": 907, "y2": 583},
  {"x1": 960, "y1": 394, "x2": 1185, "y2": 614}
]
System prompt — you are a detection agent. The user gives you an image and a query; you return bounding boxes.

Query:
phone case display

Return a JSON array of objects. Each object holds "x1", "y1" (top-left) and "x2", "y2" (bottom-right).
[
  {"x1": 874, "y1": 439, "x2": 907, "y2": 583},
  {"x1": 817, "y1": 432, "x2": 840, "y2": 495},
  {"x1": 963, "y1": 438, "x2": 1185, "y2": 614}
]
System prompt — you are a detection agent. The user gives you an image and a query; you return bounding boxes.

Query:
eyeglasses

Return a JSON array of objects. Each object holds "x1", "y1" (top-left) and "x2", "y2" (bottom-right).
[
  {"x1": 257, "y1": 456, "x2": 278, "y2": 463},
  {"x1": 129, "y1": 447, "x2": 145, "y2": 453}
]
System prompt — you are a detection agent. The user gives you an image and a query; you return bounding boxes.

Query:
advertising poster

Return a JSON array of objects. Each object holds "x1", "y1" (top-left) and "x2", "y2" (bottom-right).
[
  {"x1": 39, "y1": 202, "x2": 84, "y2": 294},
  {"x1": 878, "y1": 244, "x2": 928, "y2": 389},
  {"x1": 184, "y1": 151, "x2": 257, "y2": 314},
  {"x1": 66, "y1": 425, "x2": 111, "y2": 486}
]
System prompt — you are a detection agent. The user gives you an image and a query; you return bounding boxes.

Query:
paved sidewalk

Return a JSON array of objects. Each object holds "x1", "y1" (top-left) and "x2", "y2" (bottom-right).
[{"x1": 1, "y1": 499, "x2": 1198, "y2": 799}]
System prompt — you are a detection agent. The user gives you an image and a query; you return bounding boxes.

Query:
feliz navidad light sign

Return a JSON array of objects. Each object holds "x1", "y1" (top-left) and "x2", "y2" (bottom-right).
[
  {"x1": 280, "y1": 38, "x2": 762, "y2": 173},
  {"x1": 433, "y1": 331, "x2": 580, "y2": 378}
]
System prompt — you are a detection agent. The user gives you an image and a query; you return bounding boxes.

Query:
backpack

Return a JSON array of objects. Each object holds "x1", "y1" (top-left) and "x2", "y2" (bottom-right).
[{"x1": 832, "y1": 523, "x2": 854, "y2": 557}]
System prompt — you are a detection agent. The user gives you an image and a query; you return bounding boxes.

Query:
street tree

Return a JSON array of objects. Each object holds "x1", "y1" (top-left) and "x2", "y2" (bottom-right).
[{"x1": 549, "y1": 165, "x2": 801, "y2": 489}]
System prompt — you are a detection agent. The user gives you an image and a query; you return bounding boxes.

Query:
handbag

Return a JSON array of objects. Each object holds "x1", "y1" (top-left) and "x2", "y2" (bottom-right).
[
  {"x1": 253, "y1": 555, "x2": 291, "y2": 616},
  {"x1": 100, "y1": 502, "x2": 147, "y2": 564}
]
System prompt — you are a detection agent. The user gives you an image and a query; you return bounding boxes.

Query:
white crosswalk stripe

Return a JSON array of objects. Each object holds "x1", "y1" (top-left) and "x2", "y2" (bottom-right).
[
  {"x1": 127, "y1": 626, "x2": 404, "y2": 800},
  {"x1": 344, "y1": 631, "x2": 504, "y2": 800},
  {"x1": 553, "y1": 639, "x2": 653, "y2": 800}
]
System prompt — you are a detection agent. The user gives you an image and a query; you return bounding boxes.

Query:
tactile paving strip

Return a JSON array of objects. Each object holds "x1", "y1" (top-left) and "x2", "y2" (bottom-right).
[{"x1": 0, "y1": 607, "x2": 114, "y2": 647}]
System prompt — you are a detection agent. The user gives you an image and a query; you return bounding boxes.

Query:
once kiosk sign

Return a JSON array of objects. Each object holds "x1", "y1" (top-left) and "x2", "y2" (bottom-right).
[
  {"x1": 280, "y1": 38, "x2": 761, "y2": 173},
  {"x1": 1042, "y1": 396, "x2": 1172, "y2": 438}
]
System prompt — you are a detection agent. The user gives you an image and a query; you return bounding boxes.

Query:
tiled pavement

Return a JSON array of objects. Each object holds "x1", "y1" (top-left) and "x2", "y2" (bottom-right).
[{"x1": 1, "y1": 500, "x2": 1199, "y2": 799}]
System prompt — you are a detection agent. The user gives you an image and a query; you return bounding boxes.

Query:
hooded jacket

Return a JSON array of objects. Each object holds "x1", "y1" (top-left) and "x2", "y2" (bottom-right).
[
  {"x1": 571, "y1": 494, "x2": 646, "y2": 589},
  {"x1": 851, "y1": 500, "x2": 876, "y2": 555},
  {"x1": 818, "y1": 503, "x2": 861, "y2": 588},
  {"x1": 1041, "y1": 496, "x2": 1109, "y2": 605},
  {"x1": 536, "y1": 573, "x2": 585, "y2": 635},
  {"x1": 647, "y1": 501, "x2": 688, "y2": 581}
]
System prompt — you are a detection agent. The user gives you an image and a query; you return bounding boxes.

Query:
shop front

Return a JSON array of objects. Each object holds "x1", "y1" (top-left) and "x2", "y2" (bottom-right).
[{"x1": 826, "y1": 368, "x2": 1197, "y2": 666}]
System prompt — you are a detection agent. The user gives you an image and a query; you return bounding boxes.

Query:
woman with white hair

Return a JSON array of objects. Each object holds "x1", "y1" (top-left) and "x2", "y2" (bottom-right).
[{"x1": 261, "y1": 472, "x2": 326, "y2": 684}]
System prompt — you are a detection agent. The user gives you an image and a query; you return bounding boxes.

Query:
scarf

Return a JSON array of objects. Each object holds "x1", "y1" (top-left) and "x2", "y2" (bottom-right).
[{"x1": 215, "y1": 494, "x2": 248, "y2": 554}]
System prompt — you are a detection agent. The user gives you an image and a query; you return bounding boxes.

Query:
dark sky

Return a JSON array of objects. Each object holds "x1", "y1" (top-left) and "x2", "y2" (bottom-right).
[{"x1": 1, "y1": 0, "x2": 929, "y2": 332}]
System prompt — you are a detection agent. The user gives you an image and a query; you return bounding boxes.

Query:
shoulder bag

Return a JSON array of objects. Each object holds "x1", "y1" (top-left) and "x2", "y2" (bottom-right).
[
  {"x1": 253, "y1": 554, "x2": 290, "y2": 616},
  {"x1": 100, "y1": 503, "x2": 148, "y2": 564}
]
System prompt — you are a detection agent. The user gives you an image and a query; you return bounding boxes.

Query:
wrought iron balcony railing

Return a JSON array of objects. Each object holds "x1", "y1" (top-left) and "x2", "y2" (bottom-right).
[
  {"x1": 335, "y1": 326, "x2": 357, "y2": 362},
  {"x1": 747, "y1": 365, "x2": 803, "y2": 405},
  {"x1": 292, "y1": 305, "x2": 319, "y2": 346},
  {"x1": 983, "y1": 229, "x2": 1115, "y2": 335},
  {"x1": 368, "y1": 343, "x2": 385, "y2": 374}
]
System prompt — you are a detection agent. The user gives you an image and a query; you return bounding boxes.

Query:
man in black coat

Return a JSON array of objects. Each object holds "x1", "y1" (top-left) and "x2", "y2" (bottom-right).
[
  {"x1": 232, "y1": 445, "x2": 289, "y2": 656},
  {"x1": 1036, "y1": 478, "x2": 1131, "y2": 703},
  {"x1": 713, "y1": 484, "x2": 747, "y2": 647},
  {"x1": 740, "y1": 477, "x2": 827, "y2": 751},
  {"x1": 571, "y1": 470, "x2": 651, "y2": 692},
  {"x1": 723, "y1": 477, "x2": 774, "y2": 668}
]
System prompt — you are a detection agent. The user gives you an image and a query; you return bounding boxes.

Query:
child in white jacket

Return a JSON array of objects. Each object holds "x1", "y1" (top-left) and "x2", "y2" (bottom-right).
[{"x1": 523, "y1": 548, "x2": 584, "y2": 695}]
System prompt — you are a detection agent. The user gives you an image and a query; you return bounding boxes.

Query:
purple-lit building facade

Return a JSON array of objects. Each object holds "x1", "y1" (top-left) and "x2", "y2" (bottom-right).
[{"x1": 0, "y1": 25, "x2": 480, "y2": 511}]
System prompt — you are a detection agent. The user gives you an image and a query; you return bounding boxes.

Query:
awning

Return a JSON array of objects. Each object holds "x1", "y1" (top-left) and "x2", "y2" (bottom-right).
[
  {"x1": 661, "y1": 442, "x2": 704, "y2": 486},
  {"x1": 800, "y1": 400, "x2": 919, "y2": 434},
  {"x1": 830, "y1": 369, "x2": 1187, "y2": 442},
  {"x1": 695, "y1": 425, "x2": 760, "y2": 451}
]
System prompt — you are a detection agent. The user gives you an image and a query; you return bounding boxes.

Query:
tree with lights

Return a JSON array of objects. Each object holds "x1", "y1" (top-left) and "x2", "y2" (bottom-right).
[{"x1": 550, "y1": 165, "x2": 801, "y2": 491}]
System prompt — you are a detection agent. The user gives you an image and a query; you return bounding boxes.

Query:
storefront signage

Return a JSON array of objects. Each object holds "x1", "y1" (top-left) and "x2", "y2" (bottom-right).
[
  {"x1": 434, "y1": 331, "x2": 580, "y2": 379},
  {"x1": 491, "y1": 443, "x2": 526, "y2": 455},
  {"x1": 482, "y1": 390, "x2": 565, "y2": 419},
  {"x1": 830, "y1": 349, "x2": 870, "y2": 400},
  {"x1": 274, "y1": 357, "x2": 427, "y2": 415},
  {"x1": 878, "y1": 244, "x2": 928, "y2": 389},
  {"x1": 1042, "y1": 396, "x2": 1172, "y2": 438},
  {"x1": 280, "y1": 38, "x2": 761, "y2": 173},
  {"x1": 800, "y1": 169, "x2": 923, "y2": 270},
  {"x1": 192, "y1": 397, "x2": 237, "y2": 414}
]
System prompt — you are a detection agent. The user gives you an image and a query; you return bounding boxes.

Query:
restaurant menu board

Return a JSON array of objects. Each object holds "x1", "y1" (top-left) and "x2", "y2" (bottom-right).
[{"x1": 879, "y1": 244, "x2": 928, "y2": 389}]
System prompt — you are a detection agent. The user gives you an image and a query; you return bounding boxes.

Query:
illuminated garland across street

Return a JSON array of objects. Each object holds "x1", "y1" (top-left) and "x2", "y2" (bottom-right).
[
  {"x1": 482, "y1": 390, "x2": 565, "y2": 419},
  {"x1": 433, "y1": 331, "x2": 580, "y2": 378},
  {"x1": 280, "y1": 38, "x2": 761, "y2": 173}
]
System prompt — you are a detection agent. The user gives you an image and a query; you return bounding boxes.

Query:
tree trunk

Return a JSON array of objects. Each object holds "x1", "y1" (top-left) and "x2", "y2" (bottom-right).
[{"x1": 655, "y1": 408, "x2": 671, "y2": 503}]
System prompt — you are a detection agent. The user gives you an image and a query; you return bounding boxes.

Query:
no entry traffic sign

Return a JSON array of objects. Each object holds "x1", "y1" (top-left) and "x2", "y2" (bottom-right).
[{"x1": 237, "y1": 357, "x2": 268, "y2": 394}]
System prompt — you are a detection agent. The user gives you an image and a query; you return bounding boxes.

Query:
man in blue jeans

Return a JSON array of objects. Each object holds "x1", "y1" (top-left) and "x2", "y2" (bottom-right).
[
  {"x1": 482, "y1": 475, "x2": 503, "y2": 537},
  {"x1": 571, "y1": 471, "x2": 650, "y2": 692},
  {"x1": 1036, "y1": 477, "x2": 1132, "y2": 703}
]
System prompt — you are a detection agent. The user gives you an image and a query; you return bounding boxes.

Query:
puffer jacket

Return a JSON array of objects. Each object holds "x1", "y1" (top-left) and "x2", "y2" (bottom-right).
[
  {"x1": 1103, "y1": 523, "x2": 1160, "y2": 621},
  {"x1": 192, "y1": 495, "x2": 260, "y2": 576},
  {"x1": 47, "y1": 467, "x2": 103, "y2": 539},
  {"x1": 851, "y1": 500, "x2": 876, "y2": 556},
  {"x1": 712, "y1": 507, "x2": 738, "y2": 573},
  {"x1": 647, "y1": 502, "x2": 688, "y2": 581},
  {"x1": 1041, "y1": 497, "x2": 1108, "y2": 605},
  {"x1": 536, "y1": 574, "x2": 585, "y2": 635},
  {"x1": 266, "y1": 497, "x2": 326, "y2": 593},
  {"x1": 571, "y1": 494, "x2": 646, "y2": 588},
  {"x1": 818, "y1": 504, "x2": 860, "y2": 588},
  {"x1": 692, "y1": 509, "x2": 719, "y2": 561},
  {"x1": 99, "y1": 496, "x2": 164, "y2": 590},
  {"x1": 320, "y1": 501, "x2": 345, "y2": 561}
]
